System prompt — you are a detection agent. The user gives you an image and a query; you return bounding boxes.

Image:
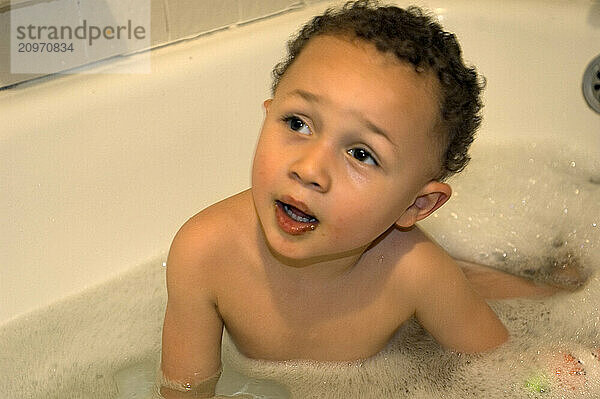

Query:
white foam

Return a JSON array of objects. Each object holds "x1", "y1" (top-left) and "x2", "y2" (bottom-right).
[
  {"x1": 420, "y1": 139, "x2": 599, "y2": 280},
  {"x1": 0, "y1": 257, "x2": 167, "y2": 399}
]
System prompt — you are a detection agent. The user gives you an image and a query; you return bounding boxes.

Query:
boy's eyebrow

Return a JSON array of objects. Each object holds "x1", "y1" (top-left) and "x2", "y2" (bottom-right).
[{"x1": 286, "y1": 89, "x2": 397, "y2": 148}]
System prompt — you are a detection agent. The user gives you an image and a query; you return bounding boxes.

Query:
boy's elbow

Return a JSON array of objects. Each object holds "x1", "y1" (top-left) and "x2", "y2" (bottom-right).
[
  {"x1": 480, "y1": 308, "x2": 510, "y2": 352},
  {"x1": 455, "y1": 320, "x2": 509, "y2": 354},
  {"x1": 489, "y1": 322, "x2": 509, "y2": 350}
]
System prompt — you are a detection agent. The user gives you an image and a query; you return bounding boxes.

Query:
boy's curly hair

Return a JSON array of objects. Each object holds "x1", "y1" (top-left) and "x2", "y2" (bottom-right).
[{"x1": 271, "y1": 0, "x2": 484, "y2": 181}]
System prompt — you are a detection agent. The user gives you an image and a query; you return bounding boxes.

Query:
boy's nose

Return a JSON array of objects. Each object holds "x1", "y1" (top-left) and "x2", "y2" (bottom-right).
[{"x1": 288, "y1": 145, "x2": 332, "y2": 193}]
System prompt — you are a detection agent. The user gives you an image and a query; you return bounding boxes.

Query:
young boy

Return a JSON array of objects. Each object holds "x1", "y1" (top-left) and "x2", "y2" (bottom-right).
[{"x1": 159, "y1": 1, "x2": 545, "y2": 397}]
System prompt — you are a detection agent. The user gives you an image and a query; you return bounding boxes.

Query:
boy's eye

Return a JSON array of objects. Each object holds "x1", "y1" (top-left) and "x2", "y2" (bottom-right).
[
  {"x1": 347, "y1": 147, "x2": 378, "y2": 166},
  {"x1": 283, "y1": 115, "x2": 311, "y2": 135}
]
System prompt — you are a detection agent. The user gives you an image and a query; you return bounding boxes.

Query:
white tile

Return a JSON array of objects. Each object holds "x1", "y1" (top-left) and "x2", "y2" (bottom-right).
[
  {"x1": 239, "y1": 0, "x2": 302, "y2": 23},
  {"x1": 150, "y1": 0, "x2": 168, "y2": 45},
  {"x1": 166, "y1": 0, "x2": 238, "y2": 41},
  {"x1": 9, "y1": 0, "x2": 98, "y2": 74},
  {"x1": 0, "y1": 9, "x2": 44, "y2": 87},
  {"x1": 77, "y1": 0, "x2": 151, "y2": 58}
]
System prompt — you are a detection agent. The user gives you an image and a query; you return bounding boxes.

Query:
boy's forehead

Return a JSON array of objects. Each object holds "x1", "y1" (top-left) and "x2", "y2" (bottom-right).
[
  {"x1": 303, "y1": 34, "x2": 406, "y2": 70},
  {"x1": 289, "y1": 34, "x2": 436, "y2": 79},
  {"x1": 277, "y1": 35, "x2": 440, "y2": 118}
]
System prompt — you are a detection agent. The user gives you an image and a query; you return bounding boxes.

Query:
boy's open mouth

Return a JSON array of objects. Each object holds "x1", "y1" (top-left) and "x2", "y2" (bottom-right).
[{"x1": 274, "y1": 200, "x2": 319, "y2": 235}]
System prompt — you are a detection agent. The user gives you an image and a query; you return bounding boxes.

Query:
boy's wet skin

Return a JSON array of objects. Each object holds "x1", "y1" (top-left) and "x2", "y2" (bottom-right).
[{"x1": 160, "y1": 33, "x2": 509, "y2": 395}]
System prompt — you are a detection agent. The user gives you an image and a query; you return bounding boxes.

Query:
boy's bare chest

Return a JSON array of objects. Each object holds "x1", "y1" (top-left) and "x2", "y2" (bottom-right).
[{"x1": 217, "y1": 269, "x2": 412, "y2": 362}]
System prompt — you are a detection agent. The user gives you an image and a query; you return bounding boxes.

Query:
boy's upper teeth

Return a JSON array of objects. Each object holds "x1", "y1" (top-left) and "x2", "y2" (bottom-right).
[{"x1": 283, "y1": 203, "x2": 317, "y2": 223}]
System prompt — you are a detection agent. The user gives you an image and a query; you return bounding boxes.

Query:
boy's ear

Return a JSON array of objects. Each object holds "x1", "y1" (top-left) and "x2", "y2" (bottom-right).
[
  {"x1": 263, "y1": 99, "x2": 273, "y2": 112},
  {"x1": 395, "y1": 181, "x2": 452, "y2": 228}
]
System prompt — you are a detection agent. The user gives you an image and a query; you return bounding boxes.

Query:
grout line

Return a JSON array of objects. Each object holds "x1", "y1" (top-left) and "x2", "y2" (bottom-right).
[
  {"x1": 236, "y1": 2, "x2": 306, "y2": 27},
  {"x1": 0, "y1": 0, "x2": 57, "y2": 13},
  {"x1": 161, "y1": 0, "x2": 170, "y2": 42}
]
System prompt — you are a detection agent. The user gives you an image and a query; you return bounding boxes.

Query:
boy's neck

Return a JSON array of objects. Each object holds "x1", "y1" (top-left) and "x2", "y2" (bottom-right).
[
  {"x1": 252, "y1": 221, "x2": 370, "y2": 284},
  {"x1": 254, "y1": 218, "x2": 398, "y2": 285},
  {"x1": 267, "y1": 245, "x2": 369, "y2": 284}
]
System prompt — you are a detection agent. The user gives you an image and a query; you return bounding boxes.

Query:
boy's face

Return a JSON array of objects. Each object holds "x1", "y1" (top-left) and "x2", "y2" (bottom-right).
[{"x1": 252, "y1": 35, "x2": 448, "y2": 261}]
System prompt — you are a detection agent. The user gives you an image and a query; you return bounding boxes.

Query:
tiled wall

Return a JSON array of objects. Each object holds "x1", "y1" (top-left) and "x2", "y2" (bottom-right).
[{"x1": 0, "y1": 0, "x2": 328, "y2": 88}]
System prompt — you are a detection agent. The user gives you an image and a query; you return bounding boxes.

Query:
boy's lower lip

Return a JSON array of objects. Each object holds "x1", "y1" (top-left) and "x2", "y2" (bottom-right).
[{"x1": 274, "y1": 201, "x2": 319, "y2": 235}]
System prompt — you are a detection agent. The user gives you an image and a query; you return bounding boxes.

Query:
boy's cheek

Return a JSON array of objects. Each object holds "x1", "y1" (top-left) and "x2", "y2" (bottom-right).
[
  {"x1": 252, "y1": 154, "x2": 274, "y2": 184},
  {"x1": 253, "y1": 142, "x2": 287, "y2": 180}
]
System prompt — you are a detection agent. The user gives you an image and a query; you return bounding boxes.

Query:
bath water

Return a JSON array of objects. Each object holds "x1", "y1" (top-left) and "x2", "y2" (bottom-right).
[{"x1": 1, "y1": 138, "x2": 598, "y2": 398}]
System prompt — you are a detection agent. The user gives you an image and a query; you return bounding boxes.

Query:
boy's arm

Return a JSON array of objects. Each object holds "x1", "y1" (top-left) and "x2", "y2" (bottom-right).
[
  {"x1": 408, "y1": 229, "x2": 508, "y2": 353},
  {"x1": 160, "y1": 220, "x2": 224, "y2": 398}
]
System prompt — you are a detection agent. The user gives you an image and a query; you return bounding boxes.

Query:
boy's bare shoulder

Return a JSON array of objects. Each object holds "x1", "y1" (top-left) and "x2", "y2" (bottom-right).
[
  {"x1": 181, "y1": 189, "x2": 253, "y2": 240},
  {"x1": 377, "y1": 226, "x2": 452, "y2": 268},
  {"x1": 388, "y1": 227, "x2": 509, "y2": 352},
  {"x1": 166, "y1": 189, "x2": 256, "y2": 289},
  {"x1": 379, "y1": 226, "x2": 464, "y2": 296}
]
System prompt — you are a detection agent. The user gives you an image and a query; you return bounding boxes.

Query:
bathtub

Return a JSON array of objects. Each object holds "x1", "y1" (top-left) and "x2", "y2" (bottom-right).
[{"x1": 1, "y1": 0, "x2": 599, "y2": 398}]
